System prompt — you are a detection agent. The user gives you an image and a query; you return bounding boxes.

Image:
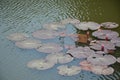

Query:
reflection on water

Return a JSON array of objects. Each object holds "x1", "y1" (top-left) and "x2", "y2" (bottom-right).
[{"x1": 0, "y1": 0, "x2": 120, "y2": 80}]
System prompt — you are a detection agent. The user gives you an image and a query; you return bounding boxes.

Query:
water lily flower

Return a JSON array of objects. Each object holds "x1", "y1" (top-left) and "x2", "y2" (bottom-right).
[{"x1": 90, "y1": 40, "x2": 116, "y2": 53}]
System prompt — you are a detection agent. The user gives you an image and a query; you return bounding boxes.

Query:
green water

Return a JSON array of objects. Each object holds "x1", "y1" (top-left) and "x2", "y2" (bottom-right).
[{"x1": 0, "y1": 0, "x2": 120, "y2": 80}]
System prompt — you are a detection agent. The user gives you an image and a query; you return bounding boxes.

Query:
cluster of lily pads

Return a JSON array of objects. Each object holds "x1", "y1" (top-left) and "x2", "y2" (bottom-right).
[{"x1": 7, "y1": 18, "x2": 120, "y2": 76}]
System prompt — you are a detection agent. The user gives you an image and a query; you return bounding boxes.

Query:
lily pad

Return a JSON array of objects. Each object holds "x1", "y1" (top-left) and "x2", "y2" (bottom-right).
[
  {"x1": 92, "y1": 30, "x2": 119, "y2": 40},
  {"x1": 36, "y1": 43, "x2": 63, "y2": 53},
  {"x1": 75, "y1": 22, "x2": 100, "y2": 30},
  {"x1": 57, "y1": 65, "x2": 81, "y2": 76},
  {"x1": 46, "y1": 53, "x2": 74, "y2": 64},
  {"x1": 15, "y1": 39, "x2": 42, "y2": 49},
  {"x1": 27, "y1": 59, "x2": 55, "y2": 70},
  {"x1": 87, "y1": 54, "x2": 116, "y2": 66},
  {"x1": 101, "y1": 22, "x2": 119, "y2": 29},
  {"x1": 7, "y1": 33, "x2": 29, "y2": 41}
]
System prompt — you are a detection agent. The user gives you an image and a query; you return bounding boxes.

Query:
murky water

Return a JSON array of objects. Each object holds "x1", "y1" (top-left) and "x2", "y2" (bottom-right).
[{"x1": 0, "y1": 0, "x2": 120, "y2": 80}]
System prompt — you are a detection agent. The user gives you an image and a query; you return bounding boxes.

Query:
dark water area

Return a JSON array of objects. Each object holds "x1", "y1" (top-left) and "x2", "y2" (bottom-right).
[{"x1": 0, "y1": 0, "x2": 120, "y2": 80}]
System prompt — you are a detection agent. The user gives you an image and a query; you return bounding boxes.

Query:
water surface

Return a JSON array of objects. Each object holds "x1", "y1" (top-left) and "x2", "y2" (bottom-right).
[{"x1": 0, "y1": 0, "x2": 120, "y2": 80}]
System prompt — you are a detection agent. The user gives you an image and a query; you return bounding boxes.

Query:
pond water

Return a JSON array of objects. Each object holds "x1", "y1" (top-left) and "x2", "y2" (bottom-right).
[{"x1": 0, "y1": 0, "x2": 120, "y2": 80}]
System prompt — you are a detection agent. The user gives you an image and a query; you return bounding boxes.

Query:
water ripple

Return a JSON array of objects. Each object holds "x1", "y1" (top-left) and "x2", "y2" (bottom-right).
[{"x1": 0, "y1": 0, "x2": 120, "y2": 80}]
